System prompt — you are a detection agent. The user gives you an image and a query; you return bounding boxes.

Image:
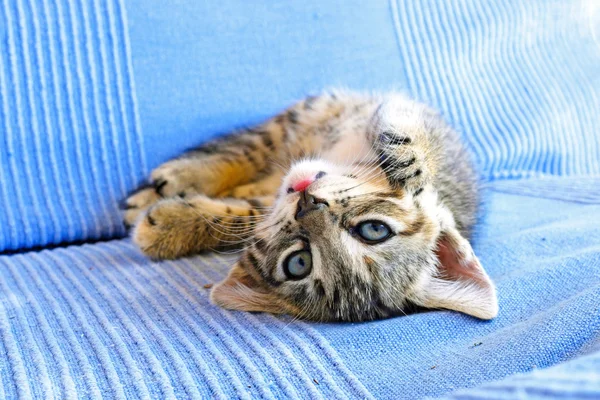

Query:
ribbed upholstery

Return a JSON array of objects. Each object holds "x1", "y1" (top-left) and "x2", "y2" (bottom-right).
[
  {"x1": 441, "y1": 351, "x2": 600, "y2": 400},
  {"x1": 0, "y1": 0, "x2": 146, "y2": 252},
  {"x1": 389, "y1": 0, "x2": 600, "y2": 178},
  {"x1": 0, "y1": 240, "x2": 372, "y2": 399}
]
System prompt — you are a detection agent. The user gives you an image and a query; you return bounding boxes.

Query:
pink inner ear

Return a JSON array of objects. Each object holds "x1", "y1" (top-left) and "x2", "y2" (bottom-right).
[
  {"x1": 423, "y1": 231, "x2": 498, "y2": 320},
  {"x1": 436, "y1": 235, "x2": 487, "y2": 285}
]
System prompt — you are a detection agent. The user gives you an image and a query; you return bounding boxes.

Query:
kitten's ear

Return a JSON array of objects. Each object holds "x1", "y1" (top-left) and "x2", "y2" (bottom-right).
[
  {"x1": 210, "y1": 262, "x2": 288, "y2": 314},
  {"x1": 418, "y1": 228, "x2": 498, "y2": 319}
]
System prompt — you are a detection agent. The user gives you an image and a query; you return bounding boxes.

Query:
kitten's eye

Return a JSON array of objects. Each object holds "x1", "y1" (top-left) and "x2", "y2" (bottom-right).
[
  {"x1": 283, "y1": 250, "x2": 312, "y2": 280},
  {"x1": 354, "y1": 221, "x2": 392, "y2": 244}
]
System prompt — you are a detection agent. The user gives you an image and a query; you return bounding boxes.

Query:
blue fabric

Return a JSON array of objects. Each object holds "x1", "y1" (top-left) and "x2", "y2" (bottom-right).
[
  {"x1": 0, "y1": 0, "x2": 147, "y2": 252},
  {"x1": 439, "y1": 347, "x2": 600, "y2": 399},
  {"x1": 1, "y1": 179, "x2": 599, "y2": 399},
  {"x1": 1, "y1": 0, "x2": 600, "y2": 398}
]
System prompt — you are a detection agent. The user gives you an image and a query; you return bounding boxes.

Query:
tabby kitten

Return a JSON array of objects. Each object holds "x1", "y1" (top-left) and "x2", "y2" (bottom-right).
[{"x1": 124, "y1": 91, "x2": 498, "y2": 322}]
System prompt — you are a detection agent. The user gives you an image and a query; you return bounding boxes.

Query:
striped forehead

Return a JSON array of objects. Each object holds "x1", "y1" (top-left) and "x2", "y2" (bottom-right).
[{"x1": 340, "y1": 196, "x2": 408, "y2": 223}]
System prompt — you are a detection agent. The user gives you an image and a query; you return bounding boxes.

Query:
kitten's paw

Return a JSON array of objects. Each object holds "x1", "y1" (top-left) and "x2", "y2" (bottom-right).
[
  {"x1": 376, "y1": 130, "x2": 431, "y2": 193},
  {"x1": 371, "y1": 96, "x2": 438, "y2": 193},
  {"x1": 123, "y1": 187, "x2": 161, "y2": 227},
  {"x1": 150, "y1": 160, "x2": 205, "y2": 198},
  {"x1": 133, "y1": 196, "x2": 240, "y2": 259},
  {"x1": 133, "y1": 197, "x2": 203, "y2": 259}
]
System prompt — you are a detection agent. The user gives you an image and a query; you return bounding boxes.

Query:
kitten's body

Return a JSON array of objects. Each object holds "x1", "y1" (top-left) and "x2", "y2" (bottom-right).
[{"x1": 125, "y1": 91, "x2": 497, "y2": 322}]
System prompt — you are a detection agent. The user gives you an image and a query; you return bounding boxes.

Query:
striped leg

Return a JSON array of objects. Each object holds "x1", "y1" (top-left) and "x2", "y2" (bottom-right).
[{"x1": 132, "y1": 195, "x2": 273, "y2": 259}]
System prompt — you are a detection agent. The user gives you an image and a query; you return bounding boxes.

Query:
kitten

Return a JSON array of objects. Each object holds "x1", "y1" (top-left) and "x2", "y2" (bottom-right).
[{"x1": 124, "y1": 91, "x2": 498, "y2": 322}]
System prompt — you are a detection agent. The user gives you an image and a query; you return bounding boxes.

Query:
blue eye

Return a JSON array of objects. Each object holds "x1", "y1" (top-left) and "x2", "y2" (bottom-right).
[
  {"x1": 355, "y1": 221, "x2": 392, "y2": 244},
  {"x1": 283, "y1": 250, "x2": 312, "y2": 280}
]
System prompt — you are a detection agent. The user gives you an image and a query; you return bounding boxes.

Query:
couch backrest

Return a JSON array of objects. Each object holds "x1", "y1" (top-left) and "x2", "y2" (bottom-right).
[
  {"x1": 1, "y1": 0, "x2": 145, "y2": 252},
  {"x1": 1, "y1": 0, "x2": 599, "y2": 252}
]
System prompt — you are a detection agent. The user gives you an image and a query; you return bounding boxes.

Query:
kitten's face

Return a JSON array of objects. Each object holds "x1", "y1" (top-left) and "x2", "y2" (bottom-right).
[{"x1": 211, "y1": 160, "x2": 498, "y2": 322}]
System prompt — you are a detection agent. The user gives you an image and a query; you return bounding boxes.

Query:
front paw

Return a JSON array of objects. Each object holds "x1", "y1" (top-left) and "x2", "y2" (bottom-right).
[
  {"x1": 150, "y1": 159, "x2": 205, "y2": 198},
  {"x1": 376, "y1": 130, "x2": 430, "y2": 193},
  {"x1": 123, "y1": 187, "x2": 161, "y2": 227},
  {"x1": 133, "y1": 197, "x2": 203, "y2": 259},
  {"x1": 132, "y1": 196, "x2": 238, "y2": 259}
]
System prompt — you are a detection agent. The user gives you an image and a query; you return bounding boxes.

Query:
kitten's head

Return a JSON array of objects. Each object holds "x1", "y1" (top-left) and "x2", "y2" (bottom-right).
[{"x1": 211, "y1": 160, "x2": 498, "y2": 322}]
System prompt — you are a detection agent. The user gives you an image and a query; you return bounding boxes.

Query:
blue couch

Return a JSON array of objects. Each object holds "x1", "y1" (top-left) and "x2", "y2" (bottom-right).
[{"x1": 1, "y1": 0, "x2": 599, "y2": 398}]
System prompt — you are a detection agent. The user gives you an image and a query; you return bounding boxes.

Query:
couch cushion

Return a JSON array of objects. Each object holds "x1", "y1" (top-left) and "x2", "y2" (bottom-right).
[
  {"x1": 1, "y1": 0, "x2": 600, "y2": 252},
  {"x1": 440, "y1": 350, "x2": 600, "y2": 399},
  {"x1": 1, "y1": 177, "x2": 598, "y2": 398}
]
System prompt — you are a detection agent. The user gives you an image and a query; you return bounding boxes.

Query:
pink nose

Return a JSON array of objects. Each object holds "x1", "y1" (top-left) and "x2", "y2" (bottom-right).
[{"x1": 292, "y1": 179, "x2": 313, "y2": 192}]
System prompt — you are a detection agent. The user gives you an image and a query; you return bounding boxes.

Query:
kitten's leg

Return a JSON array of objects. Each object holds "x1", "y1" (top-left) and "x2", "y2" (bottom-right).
[
  {"x1": 133, "y1": 195, "x2": 274, "y2": 259},
  {"x1": 371, "y1": 97, "x2": 438, "y2": 195},
  {"x1": 128, "y1": 173, "x2": 281, "y2": 258},
  {"x1": 130, "y1": 92, "x2": 356, "y2": 200},
  {"x1": 122, "y1": 121, "x2": 286, "y2": 226},
  {"x1": 123, "y1": 93, "x2": 345, "y2": 222},
  {"x1": 124, "y1": 168, "x2": 283, "y2": 228},
  {"x1": 148, "y1": 125, "x2": 284, "y2": 199},
  {"x1": 221, "y1": 170, "x2": 284, "y2": 198},
  {"x1": 124, "y1": 92, "x2": 360, "y2": 251},
  {"x1": 144, "y1": 94, "x2": 337, "y2": 200}
]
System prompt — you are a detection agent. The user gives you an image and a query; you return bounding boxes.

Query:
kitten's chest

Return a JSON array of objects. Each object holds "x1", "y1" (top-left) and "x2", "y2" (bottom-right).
[{"x1": 314, "y1": 104, "x2": 378, "y2": 166}]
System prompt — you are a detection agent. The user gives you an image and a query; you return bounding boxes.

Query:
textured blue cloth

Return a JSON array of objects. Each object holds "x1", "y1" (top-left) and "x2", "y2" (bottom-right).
[
  {"x1": 0, "y1": 0, "x2": 146, "y2": 252},
  {"x1": 440, "y1": 345, "x2": 600, "y2": 399},
  {"x1": 1, "y1": 0, "x2": 600, "y2": 398}
]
